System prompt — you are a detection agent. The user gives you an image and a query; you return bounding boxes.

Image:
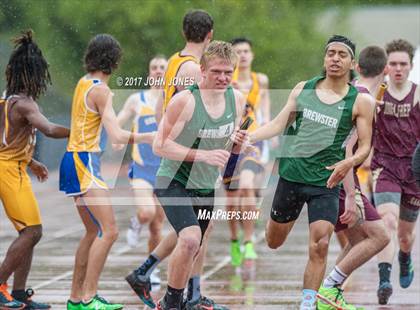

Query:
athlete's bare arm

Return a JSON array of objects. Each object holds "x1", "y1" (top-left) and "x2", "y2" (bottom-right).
[
  {"x1": 341, "y1": 131, "x2": 358, "y2": 224},
  {"x1": 153, "y1": 90, "x2": 230, "y2": 168},
  {"x1": 116, "y1": 93, "x2": 137, "y2": 127},
  {"x1": 90, "y1": 85, "x2": 154, "y2": 144},
  {"x1": 177, "y1": 61, "x2": 202, "y2": 90},
  {"x1": 16, "y1": 98, "x2": 69, "y2": 138},
  {"x1": 28, "y1": 158, "x2": 48, "y2": 182},
  {"x1": 155, "y1": 61, "x2": 201, "y2": 124},
  {"x1": 250, "y1": 81, "x2": 305, "y2": 143},
  {"x1": 327, "y1": 93, "x2": 375, "y2": 188}
]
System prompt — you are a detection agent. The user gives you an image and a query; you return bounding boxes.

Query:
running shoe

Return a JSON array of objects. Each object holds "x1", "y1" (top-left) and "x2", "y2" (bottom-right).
[
  {"x1": 184, "y1": 295, "x2": 229, "y2": 310},
  {"x1": 12, "y1": 288, "x2": 50, "y2": 309},
  {"x1": 317, "y1": 285, "x2": 361, "y2": 310},
  {"x1": 126, "y1": 216, "x2": 142, "y2": 247},
  {"x1": 399, "y1": 255, "x2": 414, "y2": 288},
  {"x1": 230, "y1": 240, "x2": 242, "y2": 267},
  {"x1": 125, "y1": 270, "x2": 155, "y2": 308},
  {"x1": 377, "y1": 281, "x2": 392, "y2": 305},
  {"x1": 0, "y1": 284, "x2": 25, "y2": 309},
  {"x1": 80, "y1": 295, "x2": 123, "y2": 310},
  {"x1": 66, "y1": 300, "x2": 81, "y2": 310},
  {"x1": 243, "y1": 242, "x2": 257, "y2": 260}
]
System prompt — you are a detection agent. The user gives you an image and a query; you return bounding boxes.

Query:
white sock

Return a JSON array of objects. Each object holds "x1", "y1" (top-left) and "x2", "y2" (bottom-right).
[{"x1": 323, "y1": 266, "x2": 348, "y2": 288}]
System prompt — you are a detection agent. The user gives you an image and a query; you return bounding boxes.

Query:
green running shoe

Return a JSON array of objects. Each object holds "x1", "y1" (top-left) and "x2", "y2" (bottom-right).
[
  {"x1": 230, "y1": 240, "x2": 243, "y2": 267},
  {"x1": 81, "y1": 295, "x2": 123, "y2": 310},
  {"x1": 67, "y1": 300, "x2": 81, "y2": 310},
  {"x1": 243, "y1": 242, "x2": 257, "y2": 260},
  {"x1": 317, "y1": 285, "x2": 363, "y2": 310}
]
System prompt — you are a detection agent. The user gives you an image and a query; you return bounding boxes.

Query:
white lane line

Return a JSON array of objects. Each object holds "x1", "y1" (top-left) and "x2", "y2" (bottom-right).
[
  {"x1": 202, "y1": 230, "x2": 265, "y2": 280},
  {"x1": 33, "y1": 271, "x2": 73, "y2": 290}
]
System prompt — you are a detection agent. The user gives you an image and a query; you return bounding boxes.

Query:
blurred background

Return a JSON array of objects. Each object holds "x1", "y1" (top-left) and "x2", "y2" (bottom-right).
[{"x1": 0, "y1": 0, "x2": 419, "y2": 168}]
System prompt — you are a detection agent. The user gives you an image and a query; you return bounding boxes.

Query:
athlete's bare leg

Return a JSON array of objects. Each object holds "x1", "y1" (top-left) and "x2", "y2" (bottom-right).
[
  {"x1": 133, "y1": 180, "x2": 157, "y2": 226},
  {"x1": 69, "y1": 200, "x2": 98, "y2": 302},
  {"x1": 0, "y1": 225, "x2": 42, "y2": 285},
  {"x1": 336, "y1": 231, "x2": 349, "y2": 249},
  {"x1": 377, "y1": 203, "x2": 399, "y2": 263},
  {"x1": 398, "y1": 218, "x2": 417, "y2": 254},
  {"x1": 190, "y1": 221, "x2": 213, "y2": 277},
  {"x1": 304, "y1": 221, "x2": 334, "y2": 290},
  {"x1": 76, "y1": 189, "x2": 119, "y2": 301},
  {"x1": 167, "y1": 226, "x2": 201, "y2": 289},
  {"x1": 148, "y1": 199, "x2": 165, "y2": 253},
  {"x1": 239, "y1": 170, "x2": 257, "y2": 243},
  {"x1": 265, "y1": 218, "x2": 295, "y2": 249},
  {"x1": 338, "y1": 220, "x2": 389, "y2": 275},
  {"x1": 226, "y1": 191, "x2": 240, "y2": 240}
]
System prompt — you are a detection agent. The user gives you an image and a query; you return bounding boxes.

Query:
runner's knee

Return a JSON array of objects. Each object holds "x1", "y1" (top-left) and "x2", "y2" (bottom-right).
[
  {"x1": 101, "y1": 224, "x2": 119, "y2": 242},
  {"x1": 398, "y1": 230, "x2": 415, "y2": 248},
  {"x1": 138, "y1": 207, "x2": 156, "y2": 224},
  {"x1": 382, "y1": 212, "x2": 398, "y2": 231},
  {"x1": 178, "y1": 229, "x2": 201, "y2": 256},
  {"x1": 265, "y1": 222, "x2": 287, "y2": 249},
  {"x1": 309, "y1": 235, "x2": 330, "y2": 261},
  {"x1": 20, "y1": 225, "x2": 43, "y2": 246}
]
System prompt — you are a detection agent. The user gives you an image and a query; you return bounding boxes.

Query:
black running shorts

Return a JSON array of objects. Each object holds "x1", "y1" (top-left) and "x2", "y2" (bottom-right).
[
  {"x1": 154, "y1": 177, "x2": 214, "y2": 242},
  {"x1": 271, "y1": 177, "x2": 340, "y2": 225}
]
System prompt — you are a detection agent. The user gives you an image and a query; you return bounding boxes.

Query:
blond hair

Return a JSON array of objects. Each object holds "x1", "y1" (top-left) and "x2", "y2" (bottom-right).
[{"x1": 200, "y1": 40, "x2": 237, "y2": 68}]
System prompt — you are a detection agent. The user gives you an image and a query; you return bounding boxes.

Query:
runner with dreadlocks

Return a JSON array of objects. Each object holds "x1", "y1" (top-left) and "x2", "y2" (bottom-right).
[{"x1": 0, "y1": 30, "x2": 70, "y2": 309}]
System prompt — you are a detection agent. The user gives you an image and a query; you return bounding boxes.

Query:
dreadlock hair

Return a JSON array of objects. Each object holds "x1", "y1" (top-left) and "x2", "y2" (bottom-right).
[{"x1": 5, "y1": 30, "x2": 51, "y2": 100}]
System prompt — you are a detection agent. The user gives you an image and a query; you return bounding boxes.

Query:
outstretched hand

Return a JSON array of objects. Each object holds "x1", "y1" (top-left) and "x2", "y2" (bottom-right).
[
  {"x1": 340, "y1": 194, "x2": 358, "y2": 225},
  {"x1": 326, "y1": 158, "x2": 353, "y2": 188},
  {"x1": 29, "y1": 159, "x2": 49, "y2": 182}
]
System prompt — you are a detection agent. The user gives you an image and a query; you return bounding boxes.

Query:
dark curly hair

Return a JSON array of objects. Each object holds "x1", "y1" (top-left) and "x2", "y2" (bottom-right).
[
  {"x1": 5, "y1": 29, "x2": 51, "y2": 100},
  {"x1": 385, "y1": 39, "x2": 415, "y2": 64},
  {"x1": 84, "y1": 34, "x2": 122, "y2": 74},
  {"x1": 183, "y1": 10, "x2": 213, "y2": 43}
]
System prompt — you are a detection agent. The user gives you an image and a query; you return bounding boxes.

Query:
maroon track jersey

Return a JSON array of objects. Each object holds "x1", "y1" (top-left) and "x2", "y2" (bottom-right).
[
  {"x1": 373, "y1": 83, "x2": 419, "y2": 158},
  {"x1": 355, "y1": 84, "x2": 370, "y2": 94}
]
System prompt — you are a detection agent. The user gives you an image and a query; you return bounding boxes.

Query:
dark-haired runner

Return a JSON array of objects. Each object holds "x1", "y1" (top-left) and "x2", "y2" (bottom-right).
[
  {"x1": 250, "y1": 35, "x2": 374, "y2": 310},
  {"x1": 0, "y1": 30, "x2": 69, "y2": 309},
  {"x1": 317, "y1": 45, "x2": 391, "y2": 310},
  {"x1": 373, "y1": 39, "x2": 420, "y2": 305},
  {"x1": 60, "y1": 34, "x2": 150, "y2": 310}
]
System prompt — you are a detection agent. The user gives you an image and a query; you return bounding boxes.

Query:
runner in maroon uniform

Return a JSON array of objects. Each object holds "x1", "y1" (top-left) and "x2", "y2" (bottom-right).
[
  {"x1": 372, "y1": 39, "x2": 420, "y2": 305},
  {"x1": 317, "y1": 46, "x2": 390, "y2": 309}
]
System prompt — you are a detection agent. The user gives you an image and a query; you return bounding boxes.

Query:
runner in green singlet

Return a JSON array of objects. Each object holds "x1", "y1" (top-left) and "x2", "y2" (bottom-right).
[
  {"x1": 249, "y1": 35, "x2": 375, "y2": 310},
  {"x1": 153, "y1": 41, "x2": 247, "y2": 310}
]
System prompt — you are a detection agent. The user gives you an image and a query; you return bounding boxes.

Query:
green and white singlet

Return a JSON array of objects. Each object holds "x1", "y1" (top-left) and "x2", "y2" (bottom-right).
[
  {"x1": 279, "y1": 76, "x2": 358, "y2": 187},
  {"x1": 157, "y1": 84, "x2": 236, "y2": 194}
]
